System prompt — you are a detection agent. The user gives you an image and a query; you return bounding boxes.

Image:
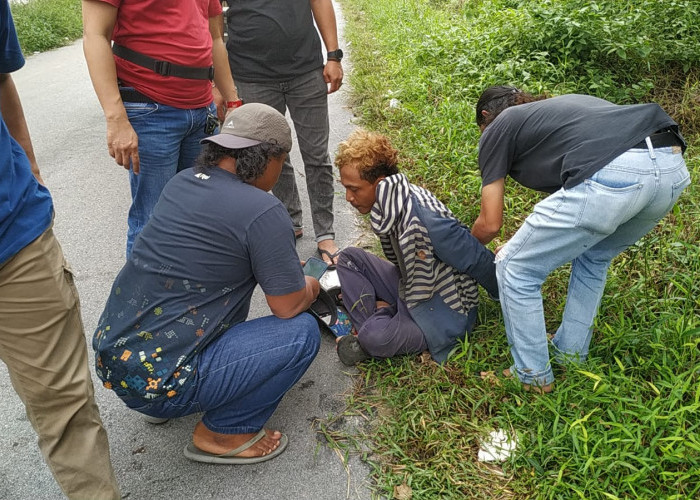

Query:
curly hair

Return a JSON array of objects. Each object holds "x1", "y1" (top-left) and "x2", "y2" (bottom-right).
[
  {"x1": 196, "y1": 142, "x2": 287, "y2": 183},
  {"x1": 476, "y1": 85, "x2": 547, "y2": 128},
  {"x1": 334, "y1": 129, "x2": 400, "y2": 183}
]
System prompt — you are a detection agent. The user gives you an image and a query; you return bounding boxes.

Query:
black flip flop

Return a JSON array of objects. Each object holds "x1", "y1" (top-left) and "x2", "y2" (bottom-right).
[{"x1": 316, "y1": 248, "x2": 340, "y2": 269}]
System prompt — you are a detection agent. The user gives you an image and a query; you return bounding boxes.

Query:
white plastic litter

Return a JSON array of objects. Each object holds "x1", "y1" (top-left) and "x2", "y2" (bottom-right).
[{"x1": 477, "y1": 429, "x2": 517, "y2": 463}]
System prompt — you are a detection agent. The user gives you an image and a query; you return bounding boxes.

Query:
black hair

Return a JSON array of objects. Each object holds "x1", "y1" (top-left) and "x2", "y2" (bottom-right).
[
  {"x1": 476, "y1": 85, "x2": 545, "y2": 128},
  {"x1": 196, "y1": 142, "x2": 287, "y2": 183}
]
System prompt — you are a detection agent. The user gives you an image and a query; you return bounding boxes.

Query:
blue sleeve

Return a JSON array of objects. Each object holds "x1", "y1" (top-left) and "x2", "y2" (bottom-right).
[
  {"x1": 415, "y1": 203, "x2": 499, "y2": 299},
  {"x1": 247, "y1": 203, "x2": 306, "y2": 296},
  {"x1": 1, "y1": 2, "x2": 25, "y2": 73}
]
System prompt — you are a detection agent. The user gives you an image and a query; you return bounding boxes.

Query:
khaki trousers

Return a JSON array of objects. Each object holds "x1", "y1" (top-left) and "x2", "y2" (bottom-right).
[{"x1": 0, "y1": 226, "x2": 120, "y2": 500}]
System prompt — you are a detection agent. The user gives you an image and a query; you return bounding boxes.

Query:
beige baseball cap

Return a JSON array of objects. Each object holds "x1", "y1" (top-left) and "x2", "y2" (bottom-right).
[{"x1": 201, "y1": 103, "x2": 292, "y2": 152}]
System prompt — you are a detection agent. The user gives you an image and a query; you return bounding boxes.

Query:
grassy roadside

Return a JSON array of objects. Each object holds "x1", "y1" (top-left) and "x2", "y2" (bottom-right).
[
  {"x1": 11, "y1": 0, "x2": 82, "y2": 54},
  {"x1": 328, "y1": 0, "x2": 700, "y2": 498}
]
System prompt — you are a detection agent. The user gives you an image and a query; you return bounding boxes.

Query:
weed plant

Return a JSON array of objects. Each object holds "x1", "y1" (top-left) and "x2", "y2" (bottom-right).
[
  {"x1": 11, "y1": 0, "x2": 83, "y2": 54},
  {"x1": 329, "y1": 0, "x2": 700, "y2": 497}
]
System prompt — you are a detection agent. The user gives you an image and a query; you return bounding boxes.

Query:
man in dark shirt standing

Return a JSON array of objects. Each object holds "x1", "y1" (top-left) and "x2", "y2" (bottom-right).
[
  {"x1": 225, "y1": 0, "x2": 343, "y2": 265},
  {"x1": 472, "y1": 86, "x2": 690, "y2": 392}
]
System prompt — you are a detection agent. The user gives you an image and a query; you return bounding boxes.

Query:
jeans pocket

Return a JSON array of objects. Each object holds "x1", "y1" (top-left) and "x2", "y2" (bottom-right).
[
  {"x1": 671, "y1": 170, "x2": 691, "y2": 200},
  {"x1": 575, "y1": 177, "x2": 642, "y2": 234},
  {"x1": 124, "y1": 101, "x2": 159, "y2": 120}
]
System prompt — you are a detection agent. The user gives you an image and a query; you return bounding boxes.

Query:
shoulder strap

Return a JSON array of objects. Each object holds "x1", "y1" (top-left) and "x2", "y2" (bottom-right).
[{"x1": 112, "y1": 43, "x2": 214, "y2": 81}]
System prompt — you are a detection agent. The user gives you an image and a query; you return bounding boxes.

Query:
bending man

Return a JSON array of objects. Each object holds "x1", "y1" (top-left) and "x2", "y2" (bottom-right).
[{"x1": 472, "y1": 86, "x2": 690, "y2": 392}]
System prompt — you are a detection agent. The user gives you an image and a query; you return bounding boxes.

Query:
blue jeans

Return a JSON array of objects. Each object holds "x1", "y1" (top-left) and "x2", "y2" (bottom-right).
[
  {"x1": 234, "y1": 69, "x2": 335, "y2": 241},
  {"x1": 124, "y1": 98, "x2": 216, "y2": 257},
  {"x1": 496, "y1": 145, "x2": 690, "y2": 386},
  {"x1": 122, "y1": 313, "x2": 320, "y2": 434}
]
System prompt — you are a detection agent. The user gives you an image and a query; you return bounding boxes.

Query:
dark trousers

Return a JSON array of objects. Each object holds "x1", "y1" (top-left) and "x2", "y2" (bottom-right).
[{"x1": 336, "y1": 247, "x2": 427, "y2": 357}]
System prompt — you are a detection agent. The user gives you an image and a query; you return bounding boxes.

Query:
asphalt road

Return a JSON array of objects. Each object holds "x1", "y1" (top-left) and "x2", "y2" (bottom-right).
[{"x1": 0, "y1": 10, "x2": 373, "y2": 500}]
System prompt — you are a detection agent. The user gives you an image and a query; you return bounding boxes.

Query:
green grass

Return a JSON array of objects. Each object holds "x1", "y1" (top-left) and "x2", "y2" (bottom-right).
[
  {"x1": 325, "y1": 0, "x2": 700, "y2": 498},
  {"x1": 11, "y1": 0, "x2": 83, "y2": 54}
]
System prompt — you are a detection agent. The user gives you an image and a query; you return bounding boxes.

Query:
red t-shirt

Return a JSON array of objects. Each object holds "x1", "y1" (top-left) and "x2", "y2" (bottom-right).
[{"x1": 101, "y1": 0, "x2": 222, "y2": 108}]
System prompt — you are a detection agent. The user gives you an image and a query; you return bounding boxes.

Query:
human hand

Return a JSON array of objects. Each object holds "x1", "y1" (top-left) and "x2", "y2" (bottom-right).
[
  {"x1": 212, "y1": 86, "x2": 226, "y2": 122},
  {"x1": 305, "y1": 275, "x2": 321, "y2": 299},
  {"x1": 106, "y1": 117, "x2": 139, "y2": 173},
  {"x1": 376, "y1": 300, "x2": 391, "y2": 310},
  {"x1": 323, "y1": 60, "x2": 343, "y2": 94},
  {"x1": 29, "y1": 160, "x2": 45, "y2": 186}
]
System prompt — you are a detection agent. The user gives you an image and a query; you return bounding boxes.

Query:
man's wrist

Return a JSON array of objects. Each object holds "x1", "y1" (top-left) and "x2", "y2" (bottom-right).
[
  {"x1": 226, "y1": 99, "x2": 243, "y2": 109},
  {"x1": 327, "y1": 49, "x2": 343, "y2": 62}
]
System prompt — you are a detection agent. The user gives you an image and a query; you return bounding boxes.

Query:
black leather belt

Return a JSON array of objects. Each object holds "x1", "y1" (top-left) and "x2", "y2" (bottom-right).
[
  {"x1": 632, "y1": 129, "x2": 683, "y2": 150},
  {"x1": 119, "y1": 87, "x2": 155, "y2": 104}
]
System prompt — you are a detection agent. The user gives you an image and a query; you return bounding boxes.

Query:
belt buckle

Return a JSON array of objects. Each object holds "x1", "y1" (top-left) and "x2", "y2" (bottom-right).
[{"x1": 153, "y1": 60, "x2": 171, "y2": 76}]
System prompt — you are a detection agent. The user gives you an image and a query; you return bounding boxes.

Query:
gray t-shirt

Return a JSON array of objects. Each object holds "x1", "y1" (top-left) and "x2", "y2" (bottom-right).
[
  {"x1": 93, "y1": 166, "x2": 305, "y2": 399},
  {"x1": 478, "y1": 94, "x2": 678, "y2": 193},
  {"x1": 226, "y1": 0, "x2": 323, "y2": 82}
]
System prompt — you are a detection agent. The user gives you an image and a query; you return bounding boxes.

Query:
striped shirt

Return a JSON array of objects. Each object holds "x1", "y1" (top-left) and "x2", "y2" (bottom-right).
[{"x1": 370, "y1": 174, "x2": 479, "y2": 314}]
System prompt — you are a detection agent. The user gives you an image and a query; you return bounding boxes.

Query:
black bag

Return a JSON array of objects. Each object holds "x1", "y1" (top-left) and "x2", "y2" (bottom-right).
[{"x1": 307, "y1": 288, "x2": 338, "y2": 335}]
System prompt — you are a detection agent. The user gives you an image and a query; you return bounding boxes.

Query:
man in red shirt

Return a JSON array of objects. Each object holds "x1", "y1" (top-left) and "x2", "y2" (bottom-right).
[{"x1": 82, "y1": 0, "x2": 239, "y2": 256}]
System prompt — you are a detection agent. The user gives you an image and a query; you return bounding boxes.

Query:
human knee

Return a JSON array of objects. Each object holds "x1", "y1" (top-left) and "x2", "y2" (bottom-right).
[
  {"x1": 356, "y1": 325, "x2": 398, "y2": 358},
  {"x1": 338, "y1": 246, "x2": 364, "y2": 266},
  {"x1": 290, "y1": 313, "x2": 321, "y2": 357}
]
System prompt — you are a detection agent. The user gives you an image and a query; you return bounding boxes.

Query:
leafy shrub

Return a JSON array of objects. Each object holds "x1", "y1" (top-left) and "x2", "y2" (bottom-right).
[
  {"x1": 11, "y1": 0, "x2": 83, "y2": 54},
  {"x1": 338, "y1": 0, "x2": 700, "y2": 498}
]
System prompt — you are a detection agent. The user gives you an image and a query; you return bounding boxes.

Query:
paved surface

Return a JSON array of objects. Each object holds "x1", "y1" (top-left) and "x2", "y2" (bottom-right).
[{"x1": 0, "y1": 7, "x2": 373, "y2": 499}]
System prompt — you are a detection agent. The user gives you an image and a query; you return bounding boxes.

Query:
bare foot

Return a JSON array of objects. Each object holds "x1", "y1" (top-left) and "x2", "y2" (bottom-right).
[
  {"x1": 192, "y1": 421, "x2": 282, "y2": 457},
  {"x1": 317, "y1": 239, "x2": 340, "y2": 265}
]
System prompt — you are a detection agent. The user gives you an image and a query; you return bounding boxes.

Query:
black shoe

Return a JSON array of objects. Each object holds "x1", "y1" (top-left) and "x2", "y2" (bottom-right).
[{"x1": 336, "y1": 335, "x2": 371, "y2": 366}]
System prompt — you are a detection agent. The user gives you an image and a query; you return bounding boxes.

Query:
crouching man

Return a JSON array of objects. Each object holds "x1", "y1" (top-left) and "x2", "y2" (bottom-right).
[
  {"x1": 94, "y1": 104, "x2": 321, "y2": 464},
  {"x1": 334, "y1": 129, "x2": 499, "y2": 365}
]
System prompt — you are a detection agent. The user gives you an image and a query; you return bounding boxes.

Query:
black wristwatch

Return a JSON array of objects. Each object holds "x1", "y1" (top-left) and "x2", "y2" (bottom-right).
[{"x1": 327, "y1": 49, "x2": 343, "y2": 62}]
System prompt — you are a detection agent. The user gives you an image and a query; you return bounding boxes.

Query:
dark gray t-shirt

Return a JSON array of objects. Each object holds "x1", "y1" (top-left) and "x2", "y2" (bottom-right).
[
  {"x1": 93, "y1": 167, "x2": 305, "y2": 399},
  {"x1": 226, "y1": 0, "x2": 323, "y2": 82},
  {"x1": 478, "y1": 94, "x2": 678, "y2": 193}
]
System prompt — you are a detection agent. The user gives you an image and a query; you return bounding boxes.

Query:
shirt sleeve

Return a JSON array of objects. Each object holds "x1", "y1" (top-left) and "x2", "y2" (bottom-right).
[
  {"x1": 246, "y1": 204, "x2": 306, "y2": 296},
  {"x1": 1, "y1": 2, "x2": 25, "y2": 73},
  {"x1": 208, "y1": 0, "x2": 223, "y2": 18},
  {"x1": 478, "y1": 113, "x2": 518, "y2": 188}
]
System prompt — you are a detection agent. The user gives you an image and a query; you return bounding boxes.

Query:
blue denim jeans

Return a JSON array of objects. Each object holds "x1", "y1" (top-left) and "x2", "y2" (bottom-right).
[
  {"x1": 496, "y1": 145, "x2": 690, "y2": 386},
  {"x1": 124, "y1": 97, "x2": 217, "y2": 257},
  {"x1": 122, "y1": 313, "x2": 320, "y2": 434},
  {"x1": 234, "y1": 69, "x2": 335, "y2": 241}
]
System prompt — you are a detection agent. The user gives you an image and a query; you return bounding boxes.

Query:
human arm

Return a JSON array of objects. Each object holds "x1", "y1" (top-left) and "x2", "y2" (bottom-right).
[
  {"x1": 471, "y1": 178, "x2": 505, "y2": 245},
  {"x1": 209, "y1": 13, "x2": 239, "y2": 121},
  {"x1": 309, "y1": 0, "x2": 343, "y2": 94},
  {"x1": 81, "y1": 0, "x2": 141, "y2": 173},
  {"x1": 265, "y1": 276, "x2": 320, "y2": 319},
  {"x1": 0, "y1": 73, "x2": 43, "y2": 184}
]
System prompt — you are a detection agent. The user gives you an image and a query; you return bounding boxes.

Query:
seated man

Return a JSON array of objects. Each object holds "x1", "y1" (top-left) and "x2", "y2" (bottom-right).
[
  {"x1": 93, "y1": 104, "x2": 321, "y2": 464},
  {"x1": 334, "y1": 129, "x2": 499, "y2": 365}
]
